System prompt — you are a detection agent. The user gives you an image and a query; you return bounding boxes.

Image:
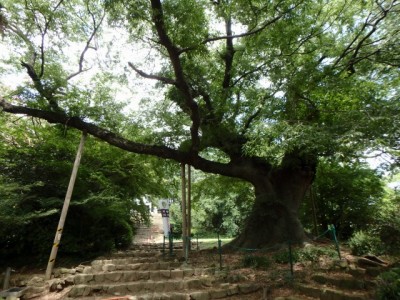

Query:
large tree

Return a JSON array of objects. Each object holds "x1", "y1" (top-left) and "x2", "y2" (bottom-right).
[{"x1": 0, "y1": 0, "x2": 399, "y2": 247}]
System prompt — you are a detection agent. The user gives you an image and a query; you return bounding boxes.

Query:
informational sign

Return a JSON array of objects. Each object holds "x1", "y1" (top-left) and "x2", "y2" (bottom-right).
[{"x1": 158, "y1": 199, "x2": 170, "y2": 238}]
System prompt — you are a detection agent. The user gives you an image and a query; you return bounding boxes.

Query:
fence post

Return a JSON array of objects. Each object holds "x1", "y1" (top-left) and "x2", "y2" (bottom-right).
[
  {"x1": 169, "y1": 234, "x2": 173, "y2": 256},
  {"x1": 218, "y1": 234, "x2": 222, "y2": 270},
  {"x1": 162, "y1": 235, "x2": 165, "y2": 256},
  {"x1": 329, "y1": 224, "x2": 341, "y2": 259},
  {"x1": 288, "y1": 240, "x2": 294, "y2": 277}
]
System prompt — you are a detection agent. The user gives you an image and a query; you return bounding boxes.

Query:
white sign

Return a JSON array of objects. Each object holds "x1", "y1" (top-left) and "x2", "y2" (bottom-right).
[{"x1": 158, "y1": 199, "x2": 170, "y2": 237}]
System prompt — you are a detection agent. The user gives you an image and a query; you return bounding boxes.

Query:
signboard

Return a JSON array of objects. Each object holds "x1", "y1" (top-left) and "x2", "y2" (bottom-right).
[{"x1": 158, "y1": 199, "x2": 170, "y2": 238}]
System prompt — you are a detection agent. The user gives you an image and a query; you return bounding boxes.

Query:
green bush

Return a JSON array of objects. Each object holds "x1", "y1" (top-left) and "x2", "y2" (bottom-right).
[
  {"x1": 242, "y1": 254, "x2": 271, "y2": 270},
  {"x1": 376, "y1": 268, "x2": 400, "y2": 300},
  {"x1": 273, "y1": 249, "x2": 300, "y2": 264},
  {"x1": 299, "y1": 246, "x2": 337, "y2": 262},
  {"x1": 348, "y1": 230, "x2": 383, "y2": 256}
]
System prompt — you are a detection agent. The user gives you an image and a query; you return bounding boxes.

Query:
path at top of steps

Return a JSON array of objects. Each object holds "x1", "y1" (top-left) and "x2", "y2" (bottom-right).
[{"x1": 132, "y1": 212, "x2": 164, "y2": 245}]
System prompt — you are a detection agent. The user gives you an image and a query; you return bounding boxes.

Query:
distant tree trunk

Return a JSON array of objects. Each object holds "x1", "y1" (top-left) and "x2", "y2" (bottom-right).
[{"x1": 230, "y1": 152, "x2": 317, "y2": 249}]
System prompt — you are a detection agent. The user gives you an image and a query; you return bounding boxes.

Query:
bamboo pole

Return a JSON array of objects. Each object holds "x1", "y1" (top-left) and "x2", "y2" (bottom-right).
[
  {"x1": 310, "y1": 186, "x2": 319, "y2": 236},
  {"x1": 187, "y1": 164, "x2": 191, "y2": 250},
  {"x1": 45, "y1": 132, "x2": 87, "y2": 280},
  {"x1": 180, "y1": 163, "x2": 187, "y2": 253}
]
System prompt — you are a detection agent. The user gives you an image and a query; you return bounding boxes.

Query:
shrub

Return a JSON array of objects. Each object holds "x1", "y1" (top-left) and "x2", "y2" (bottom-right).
[
  {"x1": 242, "y1": 254, "x2": 271, "y2": 270},
  {"x1": 299, "y1": 246, "x2": 337, "y2": 262},
  {"x1": 376, "y1": 268, "x2": 400, "y2": 300},
  {"x1": 273, "y1": 249, "x2": 299, "y2": 264},
  {"x1": 348, "y1": 230, "x2": 383, "y2": 256}
]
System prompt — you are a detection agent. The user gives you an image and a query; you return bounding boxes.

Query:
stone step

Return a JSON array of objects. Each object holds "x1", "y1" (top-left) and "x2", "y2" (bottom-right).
[
  {"x1": 110, "y1": 251, "x2": 163, "y2": 258},
  {"x1": 72, "y1": 268, "x2": 217, "y2": 285},
  {"x1": 297, "y1": 284, "x2": 372, "y2": 300},
  {"x1": 311, "y1": 273, "x2": 366, "y2": 290},
  {"x1": 66, "y1": 281, "x2": 260, "y2": 299},
  {"x1": 102, "y1": 261, "x2": 182, "y2": 272},
  {"x1": 90, "y1": 260, "x2": 181, "y2": 272}
]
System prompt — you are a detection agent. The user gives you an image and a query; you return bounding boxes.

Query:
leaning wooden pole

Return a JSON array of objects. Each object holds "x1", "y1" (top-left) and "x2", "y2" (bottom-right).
[
  {"x1": 187, "y1": 164, "x2": 191, "y2": 250},
  {"x1": 181, "y1": 163, "x2": 187, "y2": 253},
  {"x1": 45, "y1": 132, "x2": 87, "y2": 280}
]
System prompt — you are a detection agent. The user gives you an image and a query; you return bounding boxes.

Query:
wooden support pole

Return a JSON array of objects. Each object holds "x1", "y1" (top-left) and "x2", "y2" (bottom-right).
[
  {"x1": 45, "y1": 132, "x2": 87, "y2": 280},
  {"x1": 187, "y1": 164, "x2": 191, "y2": 250},
  {"x1": 180, "y1": 163, "x2": 187, "y2": 253},
  {"x1": 3, "y1": 267, "x2": 11, "y2": 290}
]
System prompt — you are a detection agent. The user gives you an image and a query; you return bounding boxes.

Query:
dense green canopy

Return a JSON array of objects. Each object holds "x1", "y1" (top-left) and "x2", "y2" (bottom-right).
[{"x1": 0, "y1": 0, "x2": 399, "y2": 247}]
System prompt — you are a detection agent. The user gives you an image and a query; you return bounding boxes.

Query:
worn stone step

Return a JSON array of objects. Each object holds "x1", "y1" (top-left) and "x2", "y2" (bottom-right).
[
  {"x1": 297, "y1": 284, "x2": 372, "y2": 300},
  {"x1": 311, "y1": 273, "x2": 366, "y2": 290},
  {"x1": 72, "y1": 268, "x2": 217, "y2": 285},
  {"x1": 110, "y1": 250, "x2": 163, "y2": 258},
  {"x1": 66, "y1": 282, "x2": 260, "y2": 299},
  {"x1": 90, "y1": 260, "x2": 183, "y2": 272}
]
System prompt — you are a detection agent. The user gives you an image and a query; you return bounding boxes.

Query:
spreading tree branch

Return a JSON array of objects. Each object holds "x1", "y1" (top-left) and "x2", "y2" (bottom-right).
[
  {"x1": 150, "y1": 0, "x2": 201, "y2": 153},
  {"x1": 0, "y1": 97, "x2": 261, "y2": 181}
]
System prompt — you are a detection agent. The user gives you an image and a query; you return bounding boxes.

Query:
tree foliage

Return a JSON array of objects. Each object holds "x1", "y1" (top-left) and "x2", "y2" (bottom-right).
[
  {"x1": 300, "y1": 159, "x2": 384, "y2": 239},
  {"x1": 0, "y1": 113, "x2": 167, "y2": 264},
  {"x1": 0, "y1": 0, "x2": 399, "y2": 247}
]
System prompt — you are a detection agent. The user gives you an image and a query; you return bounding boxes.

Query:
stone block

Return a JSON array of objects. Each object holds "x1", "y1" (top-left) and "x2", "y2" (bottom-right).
[
  {"x1": 171, "y1": 269, "x2": 184, "y2": 279},
  {"x1": 68, "y1": 284, "x2": 91, "y2": 297},
  {"x1": 107, "y1": 283, "x2": 128, "y2": 295},
  {"x1": 137, "y1": 271, "x2": 150, "y2": 280},
  {"x1": 238, "y1": 284, "x2": 260, "y2": 294},
  {"x1": 94, "y1": 273, "x2": 105, "y2": 283},
  {"x1": 190, "y1": 290, "x2": 210, "y2": 300},
  {"x1": 183, "y1": 268, "x2": 195, "y2": 277},
  {"x1": 103, "y1": 264, "x2": 116, "y2": 272},
  {"x1": 126, "y1": 282, "x2": 143, "y2": 293},
  {"x1": 123, "y1": 271, "x2": 138, "y2": 281},
  {"x1": 105, "y1": 271, "x2": 123, "y2": 282},
  {"x1": 74, "y1": 274, "x2": 93, "y2": 284},
  {"x1": 297, "y1": 284, "x2": 321, "y2": 298},
  {"x1": 226, "y1": 285, "x2": 239, "y2": 296},
  {"x1": 185, "y1": 278, "x2": 202, "y2": 289},
  {"x1": 83, "y1": 266, "x2": 93, "y2": 274},
  {"x1": 209, "y1": 289, "x2": 227, "y2": 299},
  {"x1": 130, "y1": 263, "x2": 141, "y2": 270}
]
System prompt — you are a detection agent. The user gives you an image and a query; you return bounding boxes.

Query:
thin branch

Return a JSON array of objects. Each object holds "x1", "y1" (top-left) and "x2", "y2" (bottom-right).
[
  {"x1": 178, "y1": 1, "x2": 302, "y2": 55},
  {"x1": 67, "y1": 4, "x2": 105, "y2": 81},
  {"x1": 128, "y1": 62, "x2": 177, "y2": 85},
  {"x1": 231, "y1": 62, "x2": 268, "y2": 87}
]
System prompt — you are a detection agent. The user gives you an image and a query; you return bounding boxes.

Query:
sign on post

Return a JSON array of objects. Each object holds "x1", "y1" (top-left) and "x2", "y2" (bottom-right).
[{"x1": 158, "y1": 199, "x2": 170, "y2": 237}]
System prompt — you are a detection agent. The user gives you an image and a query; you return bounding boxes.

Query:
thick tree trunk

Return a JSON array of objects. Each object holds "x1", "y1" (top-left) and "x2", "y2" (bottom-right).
[{"x1": 230, "y1": 152, "x2": 317, "y2": 249}]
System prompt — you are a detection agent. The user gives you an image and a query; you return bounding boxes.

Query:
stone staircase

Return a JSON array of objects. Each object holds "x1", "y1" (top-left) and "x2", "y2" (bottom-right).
[
  {"x1": 33, "y1": 213, "x2": 261, "y2": 299},
  {"x1": 46, "y1": 246, "x2": 259, "y2": 299},
  {"x1": 274, "y1": 255, "x2": 388, "y2": 300}
]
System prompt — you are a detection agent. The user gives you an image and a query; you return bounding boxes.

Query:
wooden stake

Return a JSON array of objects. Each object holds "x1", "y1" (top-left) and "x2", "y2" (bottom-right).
[
  {"x1": 45, "y1": 132, "x2": 87, "y2": 280},
  {"x1": 187, "y1": 164, "x2": 191, "y2": 250},
  {"x1": 180, "y1": 163, "x2": 187, "y2": 253}
]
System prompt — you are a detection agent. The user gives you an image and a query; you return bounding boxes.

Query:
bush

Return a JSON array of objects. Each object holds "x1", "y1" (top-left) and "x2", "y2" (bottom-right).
[
  {"x1": 273, "y1": 249, "x2": 300, "y2": 264},
  {"x1": 299, "y1": 246, "x2": 337, "y2": 262},
  {"x1": 348, "y1": 230, "x2": 383, "y2": 256},
  {"x1": 242, "y1": 254, "x2": 271, "y2": 270},
  {"x1": 376, "y1": 268, "x2": 400, "y2": 300}
]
